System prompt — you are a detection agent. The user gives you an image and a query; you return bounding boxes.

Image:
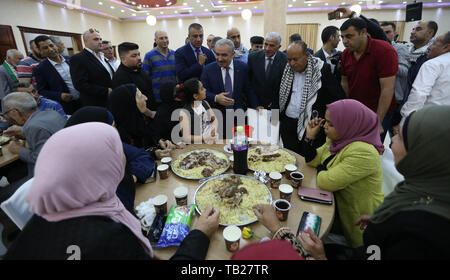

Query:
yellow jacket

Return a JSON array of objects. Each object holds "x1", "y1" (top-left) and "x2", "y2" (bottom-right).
[{"x1": 307, "y1": 139, "x2": 384, "y2": 248}]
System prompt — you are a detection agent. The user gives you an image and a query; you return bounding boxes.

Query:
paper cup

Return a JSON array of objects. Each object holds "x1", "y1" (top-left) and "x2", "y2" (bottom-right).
[
  {"x1": 284, "y1": 164, "x2": 297, "y2": 179},
  {"x1": 173, "y1": 186, "x2": 188, "y2": 206},
  {"x1": 273, "y1": 199, "x2": 291, "y2": 221},
  {"x1": 161, "y1": 157, "x2": 172, "y2": 165},
  {"x1": 290, "y1": 171, "x2": 304, "y2": 188},
  {"x1": 279, "y1": 184, "x2": 294, "y2": 202},
  {"x1": 153, "y1": 194, "x2": 168, "y2": 216},
  {"x1": 157, "y1": 164, "x2": 169, "y2": 179},
  {"x1": 223, "y1": 225, "x2": 241, "y2": 252},
  {"x1": 269, "y1": 171, "x2": 282, "y2": 189}
]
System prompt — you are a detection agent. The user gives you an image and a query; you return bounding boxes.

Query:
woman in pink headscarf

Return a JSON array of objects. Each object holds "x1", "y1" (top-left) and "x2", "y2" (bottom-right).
[
  {"x1": 4, "y1": 122, "x2": 219, "y2": 260},
  {"x1": 302, "y1": 99, "x2": 385, "y2": 248}
]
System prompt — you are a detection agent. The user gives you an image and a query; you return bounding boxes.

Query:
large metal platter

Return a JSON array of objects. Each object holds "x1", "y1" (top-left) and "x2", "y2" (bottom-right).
[
  {"x1": 170, "y1": 148, "x2": 230, "y2": 180},
  {"x1": 194, "y1": 174, "x2": 272, "y2": 226},
  {"x1": 247, "y1": 146, "x2": 298, "y2": 173}
]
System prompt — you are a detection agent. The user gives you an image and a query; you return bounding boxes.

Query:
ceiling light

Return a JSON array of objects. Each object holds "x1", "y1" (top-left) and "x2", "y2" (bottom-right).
[
  {"x1": 110, "y1": 6, "x2": 115, "y2": 9},
  {"x1": 288, "y1": 4, "x2": 293, "y2": 7},
  {"x1": 350, "y1": 4, "x2": 362, "y2": 15},
  {"x1": 146, "y1": 15, "x2": 157, "y2": 26},
  {"x1": 98, "y1": 1, "x2": 103, "y2": 5},
  {"x1": 241, "y1": 9, "x2": 252, "y2": 21}
]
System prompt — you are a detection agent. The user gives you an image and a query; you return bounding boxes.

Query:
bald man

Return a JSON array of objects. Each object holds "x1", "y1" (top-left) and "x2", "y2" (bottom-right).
[{"x1": 227, "y1": 27, "x2": 249, "y2": 64}]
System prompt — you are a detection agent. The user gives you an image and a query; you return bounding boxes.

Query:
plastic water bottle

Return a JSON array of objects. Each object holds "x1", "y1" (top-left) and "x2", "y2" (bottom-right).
[{"x1": 233, "y1": 126, "x2": 248, "y2": 175}]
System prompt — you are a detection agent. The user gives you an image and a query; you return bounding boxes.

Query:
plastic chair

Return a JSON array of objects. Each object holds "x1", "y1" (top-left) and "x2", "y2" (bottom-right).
[{"x1": 0, "y1": 178, "x2": 34, "y2": 230}]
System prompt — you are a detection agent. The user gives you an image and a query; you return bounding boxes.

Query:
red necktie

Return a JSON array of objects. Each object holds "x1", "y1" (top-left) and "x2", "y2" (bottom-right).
[{"x1": 195, "y1": 48, "x2": 201, "y2": 62}]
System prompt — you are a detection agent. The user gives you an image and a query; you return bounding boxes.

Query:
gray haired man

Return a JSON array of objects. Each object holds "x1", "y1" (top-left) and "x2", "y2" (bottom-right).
[
  {"x1": 248, "y1": 32, "x2": 287, "y2": 109},
  {"x1": 0, "y1": 49, "x2": 33, "y2": 100},
  {"x1": 1, "y1": 92, "x2": 66, "y2": 175}
]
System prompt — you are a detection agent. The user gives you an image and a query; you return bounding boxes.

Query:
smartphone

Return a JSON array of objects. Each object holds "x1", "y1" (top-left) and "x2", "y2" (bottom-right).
[
  {"x1": 298, "y1": 187, "x2": 333, "y2": 205},
  {"x1": 297, "y1": 212, "x2": 322, "y2": 237},
  {"x1": 328, "y1": 10, "x2": 340, "y2": 20}
]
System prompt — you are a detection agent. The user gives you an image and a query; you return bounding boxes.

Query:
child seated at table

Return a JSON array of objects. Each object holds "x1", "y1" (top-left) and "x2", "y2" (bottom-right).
[{"x1": 178, "y1": 78, "x2": 219, "y2": 144}]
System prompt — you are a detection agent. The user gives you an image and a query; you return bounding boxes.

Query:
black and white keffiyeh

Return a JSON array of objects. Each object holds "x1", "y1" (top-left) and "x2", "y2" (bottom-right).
[{"x1": 279, "y1": 56, "x2": 324, "y2": 141}]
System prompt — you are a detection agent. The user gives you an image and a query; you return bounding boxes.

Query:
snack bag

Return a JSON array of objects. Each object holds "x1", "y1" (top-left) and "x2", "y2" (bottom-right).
[{"x1": 155, "y1": 204, "x2": 196, "y2": 248}]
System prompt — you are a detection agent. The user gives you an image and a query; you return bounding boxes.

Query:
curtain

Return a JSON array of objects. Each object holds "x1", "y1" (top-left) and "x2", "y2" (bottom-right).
[{"x1": 287, "y1": 24, "x2": 319, "y2": 52}]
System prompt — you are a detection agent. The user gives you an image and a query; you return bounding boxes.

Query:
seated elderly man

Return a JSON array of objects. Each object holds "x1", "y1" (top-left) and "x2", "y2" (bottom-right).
[{"x1": 1, "y1": 92, "x2": 67, "y2": 176}]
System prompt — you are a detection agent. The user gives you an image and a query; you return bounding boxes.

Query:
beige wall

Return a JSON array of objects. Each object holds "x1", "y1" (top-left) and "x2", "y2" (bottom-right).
[
  {"x1": 0, "y1": 0, "x2": 123, "y2": 56},
  {"x1": 1, "y1": 0, "x2": 449, "y2": 57}
]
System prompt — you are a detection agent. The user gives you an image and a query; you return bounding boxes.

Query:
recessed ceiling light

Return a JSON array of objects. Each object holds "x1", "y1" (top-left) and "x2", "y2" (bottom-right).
[
  {"x1": 288, "y1": 4, "x2": 292, "y2": 7},
  {"x1": 308, "y1": 3, "x2": 311, "y2": 6},
  {"x1": 325, "y1": 3, "x2": 329, "y2": 6},
  {"x1": 121, "y1": 9, "x2": 124, "y2": 12},
  {"x1": 132, "y1": 13, "x2": 136, "y2": 16},
  {"x1": 98, "y1": 1, "x2": 103, "y2": 5},
  {"x1": 160, "y1": 11, "x2": 164, "y2": 14},
  {"x1": 204, "y1": 8, "x2": 208, "y2": 11},
  {"x1": 110, "y1": 6, "x2": 115, "y2": 9}
]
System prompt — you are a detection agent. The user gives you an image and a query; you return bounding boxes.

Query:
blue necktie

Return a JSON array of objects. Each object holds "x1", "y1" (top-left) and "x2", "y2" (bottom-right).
[{"x1": 224, "y1": 67, "x2": 233, "y2": 109}]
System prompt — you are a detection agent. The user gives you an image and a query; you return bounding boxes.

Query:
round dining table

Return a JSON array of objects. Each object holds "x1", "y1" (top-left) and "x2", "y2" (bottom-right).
[{"x1": 135, "y1": 142, "x2": 335, "y2": 260}]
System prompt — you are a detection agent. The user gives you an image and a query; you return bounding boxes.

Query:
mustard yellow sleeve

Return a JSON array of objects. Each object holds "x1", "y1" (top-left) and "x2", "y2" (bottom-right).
[{"x1": 317, "y1": 145, "x2": 379, "y2": 192}]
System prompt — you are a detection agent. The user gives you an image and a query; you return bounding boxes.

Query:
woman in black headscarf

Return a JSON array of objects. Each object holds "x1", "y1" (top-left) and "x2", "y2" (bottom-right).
[{"x1": 151, "y1": 81, "x2": 185, "y2": 142}]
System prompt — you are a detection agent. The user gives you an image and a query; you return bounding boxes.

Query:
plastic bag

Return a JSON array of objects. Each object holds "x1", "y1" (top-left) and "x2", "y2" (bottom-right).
[{"x1": 155, "y1": 204, "x2": 196, "y2": 248}]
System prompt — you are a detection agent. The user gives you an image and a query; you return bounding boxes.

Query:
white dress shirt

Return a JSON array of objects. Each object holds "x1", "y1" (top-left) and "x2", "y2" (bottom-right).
[
  {"x1": 401, "y1": 52, "x2": 450, "y2": 124},
  {"x1": 106, "y1": 57, "x2": 121, "y2": 71},
  {"x1": 85, "y1": 48, "x2": 114, "y2": 79},
  {"x1": 265, "y1": 53, "x2": 277, "y2": 70},
  {"x1": 48, "y1": 56, "x2": 80, "y2": 100},
  {"x1": 322, "y1": 48, "x2": 336, "y2": 74},
  {"x1": 285, "y1": 71, "x2": 306, "y2": 119}
]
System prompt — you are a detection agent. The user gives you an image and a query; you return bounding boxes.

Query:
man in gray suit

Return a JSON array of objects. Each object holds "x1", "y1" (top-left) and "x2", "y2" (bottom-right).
[
  {"x1": 2, "y1": 92, "x2": 66, "y2": 175},
  {"x1": 248, "y1": 32, "x2": 287, "y2": 109},
  {"x1": 0, "y1": 50, "x2": 33, "y2": 101}
]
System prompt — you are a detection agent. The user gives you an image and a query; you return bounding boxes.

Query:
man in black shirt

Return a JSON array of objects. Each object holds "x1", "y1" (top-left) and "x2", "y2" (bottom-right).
[{"x1": 112, "y1": 42, "x2": 157, "y2": 110}]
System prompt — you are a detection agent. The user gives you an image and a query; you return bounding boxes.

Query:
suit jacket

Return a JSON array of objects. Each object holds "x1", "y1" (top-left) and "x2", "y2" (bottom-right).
[
  {"x1": 33, "y1": 57, "x2": 80, "y2": 114},
  {"x1": 175, "y1": 44, "x2": 215, "y2": 83},
  {"x1": 314, "y1": 48, "x2": 342, "y2": 85},
  {"x1": 248, "y1": 50, "x2": 287, "y2": 109},
  {"x1": 70, "y1": 49, "x2": 113, "y2": 107},
  {"x1": 0, "y1": 65, "x2": 18, "y2": 99},
  {"x1": 201, "y1": 60, "x2": 259, "y2": 111},
  {"x1": 19, "y1": 110, "x2": 67, "y2": 175}
]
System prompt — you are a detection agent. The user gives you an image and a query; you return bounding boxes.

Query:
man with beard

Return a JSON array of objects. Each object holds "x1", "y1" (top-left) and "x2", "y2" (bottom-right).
[{"x1": 112, "y1": 42, "x2": 157, "y2": 111}]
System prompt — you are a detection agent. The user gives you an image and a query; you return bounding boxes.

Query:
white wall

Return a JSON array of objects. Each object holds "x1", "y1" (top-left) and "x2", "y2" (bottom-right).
[
  {"x1": 1, "y1": 0, "x2": 449, "y2": 56},
  {"x1": 120, "y1": 15, "x2": 265, "y2": 55},
  {"x1": 0, "y1": 0, "x2": 124, "y2": 56}
]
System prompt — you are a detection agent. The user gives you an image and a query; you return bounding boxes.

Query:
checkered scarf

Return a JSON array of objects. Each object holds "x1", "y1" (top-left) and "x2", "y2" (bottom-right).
[{"x1": 279, "y1": 56, "x2": 324, "y2": 141}]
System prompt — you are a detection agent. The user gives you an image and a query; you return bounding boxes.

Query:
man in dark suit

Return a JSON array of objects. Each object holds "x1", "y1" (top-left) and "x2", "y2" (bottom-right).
[
  {"x1": 248, "y1": 32, "x2": 287, "y2": 109},
  {"x1": 33, "y1": 35, "x2": 81, "y2": 115},
  {"x1": 201, "y1": 39, "x2": 260, "y2": 138},
  {"x1": 175, "y1": 23, "x2": 215, "y2": 83},
  {"x1": 70, "y1": 28, "x2": 114, "y2": 108},
  {"x1": 314, "y1": 26, "x2": 342, "y2": 83}
]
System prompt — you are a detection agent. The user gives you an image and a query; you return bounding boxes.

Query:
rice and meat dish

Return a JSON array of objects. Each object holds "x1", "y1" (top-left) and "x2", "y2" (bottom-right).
[
  {"x1": 173, "y1": 149, "x2": 229, "y2": 179},
  {"x1": 195, "y1": 175, "x2": 271, "y2": 225},
  {"x1": 248, "y1": 145, "x2": 296, "y2": 173}
]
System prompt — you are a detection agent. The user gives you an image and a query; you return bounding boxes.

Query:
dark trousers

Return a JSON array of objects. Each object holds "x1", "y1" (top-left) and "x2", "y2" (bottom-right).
[{"x1": 280, "y1": 115, "x2": 304, "y2": 156}]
